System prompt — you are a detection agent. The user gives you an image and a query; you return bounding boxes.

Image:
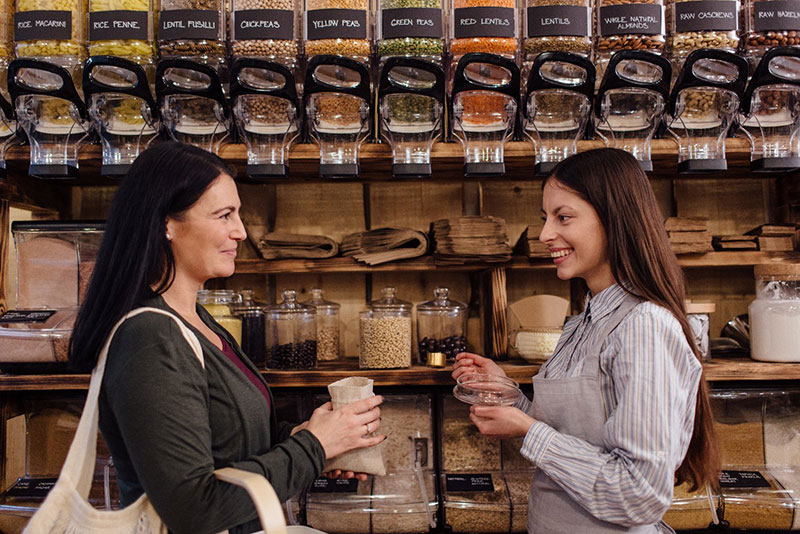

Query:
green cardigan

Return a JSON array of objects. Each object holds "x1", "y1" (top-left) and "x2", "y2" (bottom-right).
[{"x1": 98, "y1": 294, "x2": 325, "y2": 534}]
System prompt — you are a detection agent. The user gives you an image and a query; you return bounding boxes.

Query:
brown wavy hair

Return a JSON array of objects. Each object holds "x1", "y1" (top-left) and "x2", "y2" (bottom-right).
[{"x1": 545, "y1": 148, "x2": 719, "y2": 491}]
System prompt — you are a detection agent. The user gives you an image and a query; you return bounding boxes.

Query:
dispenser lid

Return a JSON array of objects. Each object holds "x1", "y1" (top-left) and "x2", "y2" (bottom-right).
[
  {"x1": 304, "y1": 288, "x2": 340, "y2": 311},
  {"x1": 230, "y1": 57, "x2": 299, "y2": 108},
  {"x1": 368, "y1": 286, "x2": 412, "y2": 311},
  {"x1": 267, "y1": 289, "x2": 317, "y2": 315},
  {"x1": 378, "y1": 56, "x2": 445, "y2": 104},
  {"x1": 525, "y1": 51, "x2": 595, "y2": 118},
  {"x1": 668, "y1": 48, "x2": 748, "y2": 119},
  {"x1": 83, "y1": 55, "x2": 159, "y2": 120},
  {"x1": 417, "y1": 287, "x2": 467, "y2": 313},
  {"x1": 595, "y1": 50, "x2": 671, "y2": 118}
]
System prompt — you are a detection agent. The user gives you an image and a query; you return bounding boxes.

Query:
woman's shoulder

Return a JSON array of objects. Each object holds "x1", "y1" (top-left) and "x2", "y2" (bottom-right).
[{"x1": 614, "y1": 300, "x2": 701, "y2": 364}]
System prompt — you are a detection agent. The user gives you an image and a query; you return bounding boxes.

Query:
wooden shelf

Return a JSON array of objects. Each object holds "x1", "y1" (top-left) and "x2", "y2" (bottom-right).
[
  {"x1": 234, "y1": 252, "x2": 800, "y2": 274},
  {"x1": 4, "y1": 138, "x2": 784, "y2": 183},
  {"x1": 2, "y1": 356, "x2": 800, "y2": 391}
]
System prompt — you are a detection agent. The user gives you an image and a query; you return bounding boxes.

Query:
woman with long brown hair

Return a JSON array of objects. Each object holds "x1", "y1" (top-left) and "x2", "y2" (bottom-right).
[{"x1": 452, "y1": 147, "x2": 719, "y2": 533}]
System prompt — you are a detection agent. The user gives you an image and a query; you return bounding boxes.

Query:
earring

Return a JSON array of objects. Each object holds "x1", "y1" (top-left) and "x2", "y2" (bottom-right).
[{"x1": 166, "y1": 232, "x2": 172, "y2": 240}]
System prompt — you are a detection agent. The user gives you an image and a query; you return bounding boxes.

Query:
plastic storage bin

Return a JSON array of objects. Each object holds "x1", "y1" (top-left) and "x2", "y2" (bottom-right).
[
  {"x1": 305, "y1": 477, "x2": 373, "y2": 534},
  {"x1": 666, "y1": 0, "x2": 740, "y2": 64},
  {"x1": 505, "y1": 470, "x2": 536, "y2": 532},
  {"x1": 440, "y1": 395, "x2": 502, "y2": 472},
  {"x1": 371, "y1": 473, "x2": 438, "y2": 533},
  {"x1": 12, "y1": 221, "x2": 104, "y2": 309},
  {"x1": 661, "y1": 482, "x2": 720, "y2": 530},
  {"x1": 378, "y1": 394, "x2": 434, "y2": 473},
  {"x1": 720, "y1": 468, "x2": 798, "y2": 530},
  {"x1": 442, "y1": 472, "x2": 511, "y2": 533},
  {"x1": 749, "y1": 263, "x2": 800, "y2": 362},
  {"x1": 87, "y1": 0, "x2": 154, "y2": 62},
  {"x1": 0, "y1": 310, "x2": 76, "y2": 368},
  {"x1": 712, "y1": 390, "x2": 767, "y2": 467}
]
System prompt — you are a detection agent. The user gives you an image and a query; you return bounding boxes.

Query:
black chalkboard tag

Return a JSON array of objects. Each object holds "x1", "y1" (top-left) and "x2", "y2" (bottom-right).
[
  {"x1": 310, "y1": 477, "x2": 359, "y2": 493},
  {"x1": 3, "y1": 477, "x2": 58, "y2": 499},
  {"x1": 445, "y1": 473, "x2": 494, "y2": 492},
  {"x1": 0, "y1": 310, "x2": 56, "y2": 323},
  {"x1": 719, "y1": 470, "x2": 771, "y2": 488}
]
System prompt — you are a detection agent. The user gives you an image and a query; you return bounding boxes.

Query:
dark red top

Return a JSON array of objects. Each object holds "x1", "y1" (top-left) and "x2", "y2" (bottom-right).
[{"x1": 219, "y1": 335, "x2": 271, "y2": 410}]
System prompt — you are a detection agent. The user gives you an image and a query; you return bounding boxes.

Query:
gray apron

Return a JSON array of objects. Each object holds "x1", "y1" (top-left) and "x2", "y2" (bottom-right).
[{"x1": 528, "y1": 293, "x2": 674, "y2": 534}]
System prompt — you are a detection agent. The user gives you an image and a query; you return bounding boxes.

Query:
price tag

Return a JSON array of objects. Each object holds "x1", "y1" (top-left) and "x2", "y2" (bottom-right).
[
  {"x1": 719, "y1": 470, "x2": 771, "y2": 488},
  {"x1": 445, "y1": 473, "x2": 494, "y2": 492},
  {"x1": 0, "y1": 310, "x2": 56, "y2": 323},
  {"x1": 3, "y1": 477, "x2": 58, "y2": 499},
  {"x1": 310, "y1": 477, "x2": 359, "y2": 493}
]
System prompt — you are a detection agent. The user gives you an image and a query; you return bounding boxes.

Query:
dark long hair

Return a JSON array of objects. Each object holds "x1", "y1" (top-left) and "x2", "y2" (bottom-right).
[
  {"x1": 545, "y1": 148, "x2": 719, "y2": 491},
  {"x1": 69, "y1": 141, "x2": 235, "y2": 372}
]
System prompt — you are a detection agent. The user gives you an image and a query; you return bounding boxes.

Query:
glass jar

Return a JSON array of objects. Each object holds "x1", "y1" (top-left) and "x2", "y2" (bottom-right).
[
  {"x1": 359, "y1": 286, "x2": 412, "y2": 369},
  {"x1": 666, "y1": 0, "x2": 739, "y2": 64},
  {"x1": 450, "y1": 0, "x2": 518, "y2": 61},
  {"x1": 749, "y1": 264, "x2": 800, "y2": 362},
  {"x1": 377, "y1": 0, "x2": 445, "y2": 64},
  {"x1": 88, "y1": 0, "x2": 155, "y2": 63},
  {"x1": 522, "y1": 0, "x2": 592, "y2": 61},
  {"x1": 595, "y1": 0, "x2": 666, "y2": 81},
  {"x1": 744, "y1": 0, "x2": 800, "y2": 67},
  {"x1": 685, "y1": 301, "x2": 715, "y2": 361},
  {"x1": 15, "y1": 0, "x2": 86, "y2": 67},
  {"x1": 157, "y1": 0, "x2": 226, "y2": 64},
  {"x1": 303, "y1": 0, "x2": 372, "y2": 62},
  {"x1": 266, "y1": 289, "x2": 317, "y2": 369},
  {"x1": 197, "y1": 289, "x2": 243, "y2": 345},
  {"x1": 231, "y1": 0, "x2": 300, "y2": 67},
  {"x1": 303, "y1": 288, "x2": 341, "y2": 361},
  {"x1": 416, "y1": 287, "x2": 468, "y2": 364},
  {"x1": 0, "y1": 0, "x2": 12, "y2": 76},
  {"x1": 232, "y1": 289, "x2": 267, "y2": 367}
]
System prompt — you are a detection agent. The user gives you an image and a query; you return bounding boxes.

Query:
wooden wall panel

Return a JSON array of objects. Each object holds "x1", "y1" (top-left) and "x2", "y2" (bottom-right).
[
  {"x1": 685, "y1": 268, "x2": 755, "y2": 339},
  {"x1": 482, "y1": 181, "x2": 542, "y2": 246},
  {"x1": 675, "y1": 179, "x2": 772, "y2": 235},
  {"x1": 368, "y1": 183, "x2": 463, "y2": 231},
  {"x1": 271, "y1": 183, "x2": 365, "y2": 241}
]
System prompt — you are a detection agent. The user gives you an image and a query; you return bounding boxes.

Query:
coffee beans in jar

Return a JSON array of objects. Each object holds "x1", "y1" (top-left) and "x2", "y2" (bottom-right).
[
  {"x1": 268, "y1": 339, "x2": 317, "y2": 368},
  {"x1": 15, "y1": 0, "x2": 86, "y2": 59},
  {"x1": 450, "y1": 0, "x2": 518, "y2": 58},
  {"x1": 231, "y1": 0, "x2": 299, "y2": 62},
  {"x1": 523, "y1": 0, "x2": 592, "y2": 59},
  {"x1": 377, "y1": 0, "x2": 444, "y2": 60},
  {"x1": 418, "y1": 335, "x2": 467, "y2": 362},
  {"x1": 304, "y1": 0, "x2": 371, "y2": 60},
  {"x1": 88, "y1": 0, "x2": 154, "y2": 60},
  {"x1": 158, "y1": 0, "x2": 225, "y2": 58}
]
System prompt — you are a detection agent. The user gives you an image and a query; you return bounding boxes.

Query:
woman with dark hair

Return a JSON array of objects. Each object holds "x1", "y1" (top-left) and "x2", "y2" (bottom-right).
[
  {"x1": 69, "y1": 141, "x2": 384, "y2": 534},
  {"x1": 452, "y1": 148, "x2": 719, "y2": 533}
]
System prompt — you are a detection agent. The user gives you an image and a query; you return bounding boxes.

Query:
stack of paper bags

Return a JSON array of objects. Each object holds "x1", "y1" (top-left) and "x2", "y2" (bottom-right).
[
  {"x1": 431, "y1": 216, "x2": 512, "y2": 264},
  {"x1": 665, "y1": 218, "x2": 713, "y2": 254},
  {"x1": 745, "y1": 223, "x2": 798, "y2": 252},
  {"x1": 256, "y1": 232, "x2": 339, "y2": 259},
  {"x1": 514, "y1": 225, "x2": 550, "y2": 259},
  {"x1": 340, "y1": 227, "x2": 429, "y2": 265}
]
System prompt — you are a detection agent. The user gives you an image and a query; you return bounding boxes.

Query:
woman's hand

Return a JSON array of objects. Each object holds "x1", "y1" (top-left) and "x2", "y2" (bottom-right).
[
  {"x1": 452, "y1": 352, "x2": 507, "y2": 382},
  {"x1": 469, "y1": 405, "x2": 536, "y2": 439},
  {"x1": 305, "y1": 396, "x2": 385, "y2": 460}
]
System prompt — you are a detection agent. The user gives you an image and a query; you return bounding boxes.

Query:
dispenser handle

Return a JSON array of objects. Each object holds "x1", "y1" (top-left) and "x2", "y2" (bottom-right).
[
  {"x1": 303, "y1": 55, "x2": 371, "y2": 102},
  {"x1": 741, "y1": 46, "x2": 800, "y2": 115},
  {"x1": 524, "y1": 51, "x2": 595, "y2": 119},
  {"x1": 83, "y1": 55, "x2": 159, "y2": 120},
  {"x1": 594, "y1": 50, "x2": 671, "y2": 118},
  {"x1": 7, "y1": 58, "x2": 88, "y2": 120},
  {"x1": 230, "y1": 58, "x2": 298, "y2": 107},
  {"x1": 378, "y1": 57, "x2": 445, "y2": 104},
  {"x1": 155, "y1": 58, "x2": 229, "y2": 118},
  {"x1": 451, "y1": 52, "x2": 521, "y2": 103},
  {"x1": 0, "y1": 91, "x2": 13, "y2": 122},
  {"x1": 667, "y1": 48, "x2": 748, "y2": 118}
]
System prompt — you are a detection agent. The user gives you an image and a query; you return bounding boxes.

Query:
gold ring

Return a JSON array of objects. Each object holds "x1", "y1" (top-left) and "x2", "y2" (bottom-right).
[{"x1": 365, "y1": 423, "x2": 370, "y2": 434}]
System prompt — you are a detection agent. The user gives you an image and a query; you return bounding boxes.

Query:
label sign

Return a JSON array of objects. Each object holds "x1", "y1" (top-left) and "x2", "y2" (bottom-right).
[
  {"x1": 159, "y1": 9, "x2": 220, "y2": 41},
  {"x1": 306, "y1": 9, "x2": 367, "y2": 40},
  {"x1": 754, "y1": 0, "x2": 800, "y2": 31},
  {"x1": 445, "y1": 473, "x2": 494, "y2": 492},
  {"x1": 380, "y1": 8, "x2": 442, "y2": 39},
  {"x1": 674, "y1": 0, "x2": 738, "y2": 32},
  {"x1": 526, "y1": 5, "x2": 590, "y2": 37},
  {"x1": 14, "y1": 10, "x2": 72, "y2": 41},
  {"x1": 4, "y1": 477, "x2": 58, "y2": 499},
  {"x1": 453, "y1": 6, "x2": 516, "y2": 39},
  {"x1": 0, "y1": 310, "x2": 56, "y2": 323},
  {"x1": 309, "y1": 477, "x2": 359, "y2": 493},
  {"x1": 719, "y1": 470, "x2": 771, "y2": 488},
  {"x1": 89, "y1": 10, "x2": 149, "y2": 41},
  {"x1": 233, "y1": 9, "x2": 294, "y2": 41},
  {"x1": 598, "y1": 4, "x2": 664, "y2": 36}
]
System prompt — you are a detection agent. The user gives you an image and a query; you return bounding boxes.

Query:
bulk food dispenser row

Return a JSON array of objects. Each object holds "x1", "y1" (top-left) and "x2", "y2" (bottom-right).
[{"x1": 0, "y1": 0, "x2": 800, "y2": 178}]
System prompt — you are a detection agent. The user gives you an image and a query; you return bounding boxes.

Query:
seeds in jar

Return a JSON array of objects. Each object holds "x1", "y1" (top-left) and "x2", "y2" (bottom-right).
[
  {"x1": 231, "y1": 0, "x2": 298, "y2": 59},
  {"x1": 451, "y1": 0, "x2": 517, "y2": 57},
  {"x1": 305, "y1": 0, "x2": 370, "y2": 59},
  {"x1": 316, "y1": 325, "x2": 340, "y2": 360},
  {"x1": 268, "y1": 339, "x2": 317, "y2": 368},
  {"x1": 359, "y1": 315, "x2": 412, "y2": 369},
  {"x1": 523, "y1": 0, "x2": 591, "y2": 58},
  {"x1": 378, "y1": 0, "x2": 443, "y2": 58}
]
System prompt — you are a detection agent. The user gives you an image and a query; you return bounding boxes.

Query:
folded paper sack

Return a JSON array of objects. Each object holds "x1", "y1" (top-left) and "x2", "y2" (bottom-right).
[
  {"x1": 341, "y1": 228, "x2": 428, "y2": 265},
  {"x1": 324, "y1": 377, "x2": 386, "y2": 476},
  {"x1": 257, "y1": 232, "x2": 339, "y2": 259}
]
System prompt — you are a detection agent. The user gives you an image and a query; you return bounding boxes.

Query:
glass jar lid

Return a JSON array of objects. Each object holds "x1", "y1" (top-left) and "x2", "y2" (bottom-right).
[
  {"x1": 417, "y1": 287, "x2": 467, "y2": 314},
  {"x1": 368, "y1": 286, "x2": 412, "y2": 312},
  {"x1": 267, "y1": 289, "x2": 316, "y2": 316},
  {"x1": 304, "y1": 288, "x2": 341, "y2": 312},
  {"x1": 197, "y1": 289, "x2": 242, "y2": 305}
]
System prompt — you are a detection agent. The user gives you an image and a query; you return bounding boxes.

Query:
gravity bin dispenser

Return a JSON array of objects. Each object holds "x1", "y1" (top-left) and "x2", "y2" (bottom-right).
[
  {"x1": 304, "y1": 55, "x2": 371, "y2": 179},
  {"x1": 83, "y1": 56, "x2": 160, "y2": 178},
  {"x1": 156, "y1": 58, "x2": 232, "y2": 154},
  {"x1": 378, "y1": 57, "x2": 445, "y2": 178},
  {"x1": 8, "y1": 59, "x2": 92, "y2": 179},
  {"x1": 740, "y1": 47, "x2": 800, "y2": 172},
  {"x1": 0, "y1": 91, "x2": 18, "y2": 179},
  {"x1": 230, "y1": 58, "x2": 301, "y2": 180},
  {"x1": 523, "y1": 51, "x2": 594, "y2": 175},
  {"x1": 451, "y1": 53, "x2": 520, "y2": 177},
  {"x1": 594, "y1": 50, "x2": 671, "y2": 172},
  {"x1": 666, "y1": 49, "x2": 748, "y2": 173}
]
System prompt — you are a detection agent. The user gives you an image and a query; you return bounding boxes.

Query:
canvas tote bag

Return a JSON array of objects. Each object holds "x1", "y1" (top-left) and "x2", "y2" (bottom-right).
[{"x1": 23, "y1": 307, "x2": 325, "y2": 534}]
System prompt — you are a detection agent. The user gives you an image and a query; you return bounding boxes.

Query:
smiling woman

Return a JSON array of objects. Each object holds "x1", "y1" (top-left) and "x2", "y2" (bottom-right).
[{"x1": 67, "y1": 141, "x2": 386, "y2": 534}]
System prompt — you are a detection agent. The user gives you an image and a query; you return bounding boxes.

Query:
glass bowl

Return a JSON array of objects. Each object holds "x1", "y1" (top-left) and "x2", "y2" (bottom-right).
[{"x1": 453, "y1": 373, "x2": 523, "y2": 406}]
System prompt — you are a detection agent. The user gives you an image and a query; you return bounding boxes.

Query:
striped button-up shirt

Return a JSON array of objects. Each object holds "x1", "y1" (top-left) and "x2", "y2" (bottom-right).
[{"x1": 516, "y1": 282, "x2": 702, "y2": 526}]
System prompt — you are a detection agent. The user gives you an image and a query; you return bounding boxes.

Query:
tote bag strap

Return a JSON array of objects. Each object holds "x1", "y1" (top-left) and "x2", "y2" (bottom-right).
[{"x1": 61, "y1": 307, "x2": 204, "y2": 500}]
